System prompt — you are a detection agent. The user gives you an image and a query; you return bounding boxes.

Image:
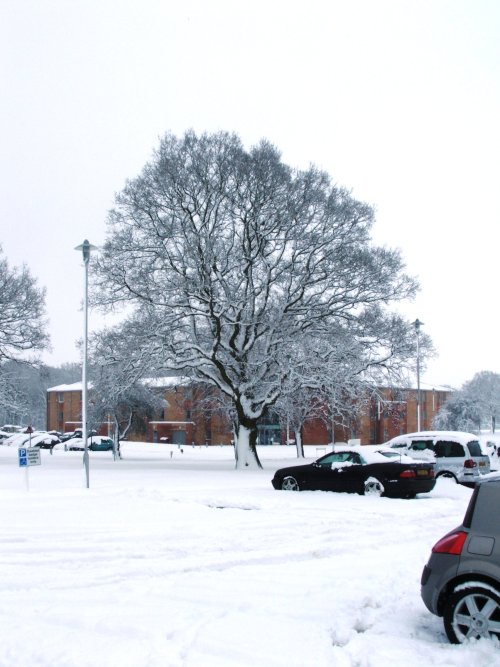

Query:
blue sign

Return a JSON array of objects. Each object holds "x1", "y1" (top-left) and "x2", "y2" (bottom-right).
[{"x1": 18, "y1": 447, "x2": 41, "y2": 467}]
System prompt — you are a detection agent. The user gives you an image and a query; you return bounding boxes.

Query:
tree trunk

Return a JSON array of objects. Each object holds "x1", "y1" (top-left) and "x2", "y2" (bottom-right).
[
  {"x1": 113, "y1": 415, "x2": 121, "y2": 460},
  {"x1": 294, "y1": 428, "x2": 305, "y2": 458},
  {"x1": 234, "y1": 422, "x2": 262, "y2": 469}
]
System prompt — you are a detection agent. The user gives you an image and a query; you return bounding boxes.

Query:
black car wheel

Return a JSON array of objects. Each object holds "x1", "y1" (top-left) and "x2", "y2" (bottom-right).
[
  {"x1": 444, "y1": 585, "x2": 500, "y2": 643},
  {"x1": 281, "y1": 476, "x2": 300, "y2": 491},
  {"x1": 437, "y1": 471, "x2": 458, "y2": 483},
  {"x1": 363, "y1": 478, "x2": 384, "y2": 497}
]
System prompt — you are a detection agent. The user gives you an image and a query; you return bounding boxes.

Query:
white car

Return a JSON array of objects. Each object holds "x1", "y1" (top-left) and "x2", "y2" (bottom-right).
[
  {"x1": 3, "y1": 431, "x2": 48, "y2": 447},
  {"x1": 385, "y1": 431, "x2": 490, "y2": 485}
]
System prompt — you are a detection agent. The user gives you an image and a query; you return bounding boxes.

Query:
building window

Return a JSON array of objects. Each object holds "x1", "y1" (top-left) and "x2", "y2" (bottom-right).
[{"x1": 57, "y1": 392, "x2": 64, "y2": 403}]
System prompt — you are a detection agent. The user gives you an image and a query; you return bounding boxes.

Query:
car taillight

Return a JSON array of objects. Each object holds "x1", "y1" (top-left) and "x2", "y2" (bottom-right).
[
  {"x1": 399, "y1": 469, "x2": 416, "y2": 478},
  {"x1": 432, "y1": 531, "x2": 467, "y2": 555},
  {"x1": 464, "y1": 459, "x2": 477, "y2": 469}
]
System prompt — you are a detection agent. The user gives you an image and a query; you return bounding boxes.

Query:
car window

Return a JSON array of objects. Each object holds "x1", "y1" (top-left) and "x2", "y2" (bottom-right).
[
  {"x1": 317, "y1": 453, "x2": 341, "y2": 466},
  {"x1": 434, "y1": 440, "x2": 465, "y2": 458},
  {"x1": 318, "y1": 452, "x2": 357, "y2": 466},
  {"x1": 466, "y1": 440, "x2": 483, "y2": 457},
  {"x1": 410, "y1": 440, "x2": 434, "y2": 451}
]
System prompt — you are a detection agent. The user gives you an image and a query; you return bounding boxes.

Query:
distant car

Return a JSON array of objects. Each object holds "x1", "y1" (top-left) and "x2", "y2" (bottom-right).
[
  {"x1": 386, "y1": 431, "x2": 490, "y2": 486},
  {"x1": 1, "y1": 424, "x2": 23, "y2": 433},
  {"x1": 28, "y1": 433, "x2": 61, "y2": 449},
  {"x1": 2, "y1": 430, "x2": 48, "y2": 447},
  {"x1": 0, "y1": 430, "x2": 11, "y2": 443},
  {"x1": 271, "y1": 446, "x2": 436, "y2": 498},
  {"x1": 53, "y1": 436, "x2": 114, "y2": 452},
  {"x1": 60, "y1": 429, "x2": 97, "y2": 442},
  {"x1": 421, "y1": 477, "x2": 500, "y2": 643},
  {"x1": 87, "y1": 436, "x2": 114, "y2": 451},
  {"x1": 481, "y1": 438, "x2": 498, "y2": 457}
]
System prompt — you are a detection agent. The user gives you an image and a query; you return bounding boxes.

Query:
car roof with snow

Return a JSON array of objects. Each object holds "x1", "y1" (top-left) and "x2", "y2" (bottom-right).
[
  {"x1": 331, "y1": 445, "x2": 424, "y2": 465},
  {"x1": 387, "y1": 431, "x2": 480, "y2": 444}
]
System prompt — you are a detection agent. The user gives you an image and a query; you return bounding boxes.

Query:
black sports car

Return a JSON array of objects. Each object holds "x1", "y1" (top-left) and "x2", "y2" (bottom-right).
[{"x1": 271, "y1": 446, "x2": 436, "y2": 498}]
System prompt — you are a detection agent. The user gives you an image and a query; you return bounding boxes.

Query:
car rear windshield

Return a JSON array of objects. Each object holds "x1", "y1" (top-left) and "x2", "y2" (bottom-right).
[
  {"x1": 466, "y1": 440, "x2": 483, "y2": 457},
  {"x1": 434, "y1": 440, "x2": 465, "y2": 457},
  {"x1": 463, "y1": 485, "x2": 480, "y2": 528}
]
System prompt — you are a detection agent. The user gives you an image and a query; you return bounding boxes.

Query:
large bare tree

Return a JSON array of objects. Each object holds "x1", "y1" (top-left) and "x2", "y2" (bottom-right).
[
  {"x1": 94, "y1": 131, "x2": 419, "y2": 468},
  {"x1": 0, "y1": 246, "x2": 48, "y2": 362},
  {"x1": 0, "y1": 247, "x2": 49, "y2": 420}
]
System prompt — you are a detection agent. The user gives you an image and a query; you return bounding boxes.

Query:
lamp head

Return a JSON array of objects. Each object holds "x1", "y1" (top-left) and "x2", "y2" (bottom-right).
[{"x1": 74, "y1": 239, "x2": 98, "y2": 263}]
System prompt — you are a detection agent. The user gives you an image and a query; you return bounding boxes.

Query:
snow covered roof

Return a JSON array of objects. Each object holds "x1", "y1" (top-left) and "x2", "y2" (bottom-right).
[
  {"x1": 47, "y1": 382, "x2": 83, "y2": 392},
  {"x1": 47, "y1": 376, "x2": 192, "y2": 393},
  {"x1": 389, "y1": 430, "x2": 480, "y2": 444}
]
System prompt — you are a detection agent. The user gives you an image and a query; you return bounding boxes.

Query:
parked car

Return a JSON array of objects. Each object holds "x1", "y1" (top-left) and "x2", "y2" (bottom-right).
[
  {"x1": 27, "y1": 432, "x2": 61, "y2": 449},
  {"x1": 271, "y1": 446, "x2": 436, "y2": 498},
  {"x1": 87, "y1": 436, "x2": 114, "y2": 451},
  {"x1": 53, "y1": 436, "x2": 114, "y2": 452},
  {"x1": 385, "y1": 431, "x2": 490, "y2": 486},
  {"x1": 60, "y1": 429, "x2": 97, "y2": 442},
  {"x1": 421, "y1": 476, "x2": 500, "y2": 643},
  {"x1": 1, "y1": 424, "x2": 23, "y2": 433},
  {"x1": 2, "y1": 430, "x2": 48, "y2": 447}
]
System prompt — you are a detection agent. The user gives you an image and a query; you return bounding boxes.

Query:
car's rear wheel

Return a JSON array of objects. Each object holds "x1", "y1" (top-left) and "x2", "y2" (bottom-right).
[
  {"x1": 363, "y1": 477, "x2": 384, "y2": 497},
  {"x1": 281, "y1": 476, "x2": 300, "y2": 491},
  {"x1": 437, "y1": 471, "x2": 458, "y2": 484},
  {"x1": 444, "y1": 585, "x2": 500, "y2": 643}
]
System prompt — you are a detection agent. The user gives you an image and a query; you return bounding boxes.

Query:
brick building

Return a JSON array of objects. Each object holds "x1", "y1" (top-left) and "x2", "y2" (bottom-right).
[{"x1": 47, "y1": 379, "x2": 452, "y2": 446}]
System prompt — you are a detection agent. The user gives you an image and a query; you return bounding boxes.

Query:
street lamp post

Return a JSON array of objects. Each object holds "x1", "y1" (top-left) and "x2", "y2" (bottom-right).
[
  {"x1": 413, "y1": 319, "x2": 424, "y2": 431},
  {"x1": 75, "y1": 239, "x2": 97, "y2": 488}
]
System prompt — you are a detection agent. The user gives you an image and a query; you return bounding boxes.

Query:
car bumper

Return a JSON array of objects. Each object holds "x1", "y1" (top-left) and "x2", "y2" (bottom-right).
[
  {"x1": 384, "y1": 479, "x2": 436, "y2": 497},
  {"x1": 420, "y1": 552, "x2": 460, "y2": 615}
]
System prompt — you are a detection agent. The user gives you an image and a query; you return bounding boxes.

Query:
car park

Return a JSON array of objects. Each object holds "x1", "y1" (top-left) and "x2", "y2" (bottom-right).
[
  {"x1": 271, "y1": 446, "x2": 435, "y2": 498},
  {"x1": 421, "y1": 476, "x2": 500, "y2": 643},
  {"x1": 386, "y1": 431, "x2": 490, "y2": 486}
]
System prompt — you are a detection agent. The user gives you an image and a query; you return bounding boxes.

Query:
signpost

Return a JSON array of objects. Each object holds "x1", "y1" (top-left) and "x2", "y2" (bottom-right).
[{"x1": 18, "y1": 446, "x2": 41, "y2": 491}]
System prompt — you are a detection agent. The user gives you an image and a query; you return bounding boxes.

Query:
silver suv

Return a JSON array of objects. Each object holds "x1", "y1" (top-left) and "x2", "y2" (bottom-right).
[
  {"x1": 386, "y1": 431, "x2": 490, "y2": 485},
  {"x1": 421, "y1": 477, "x2": 500, "y2": 643}
]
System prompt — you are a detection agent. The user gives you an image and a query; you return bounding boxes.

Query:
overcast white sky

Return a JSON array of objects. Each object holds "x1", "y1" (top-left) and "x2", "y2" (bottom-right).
[{"x1": 1, "y1": 0, "x2": 499, "y2": 388}]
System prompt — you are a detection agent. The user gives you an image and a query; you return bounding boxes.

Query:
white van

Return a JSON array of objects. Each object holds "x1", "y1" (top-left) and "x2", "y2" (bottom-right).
[{"x1": 385, "y1": 431, "x2": 490, "y2": 485}]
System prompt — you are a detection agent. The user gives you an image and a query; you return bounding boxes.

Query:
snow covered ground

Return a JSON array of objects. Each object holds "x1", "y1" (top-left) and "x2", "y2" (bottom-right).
[{"x1": 1, "y1": 442, "x2": 500, "y2": 667}]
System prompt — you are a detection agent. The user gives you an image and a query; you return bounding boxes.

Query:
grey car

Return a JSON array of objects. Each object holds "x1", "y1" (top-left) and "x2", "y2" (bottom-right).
[{"x1": 421, "y1": 477, "x2": 500, "y2": 643}]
